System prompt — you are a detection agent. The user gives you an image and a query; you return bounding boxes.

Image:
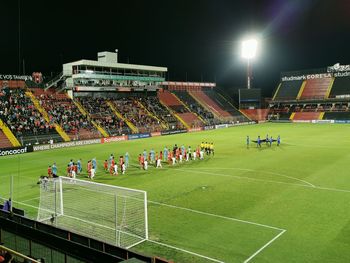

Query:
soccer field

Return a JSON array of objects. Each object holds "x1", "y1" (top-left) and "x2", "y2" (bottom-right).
[{"x1": 1, "y1": 123, "x2": 350, "y2": 263}]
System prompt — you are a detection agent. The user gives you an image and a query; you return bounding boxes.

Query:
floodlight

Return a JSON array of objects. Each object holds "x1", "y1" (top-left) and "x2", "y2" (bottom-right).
[{"x1": 241, "y1": 39, "x2": 258, "y2": 59}]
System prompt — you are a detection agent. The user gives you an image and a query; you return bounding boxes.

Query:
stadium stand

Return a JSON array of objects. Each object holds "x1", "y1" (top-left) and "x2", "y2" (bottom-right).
[
  {"x1": 0, "y1": 128, "x2": 13, "y2": 148},
  {"x1": 202, "y1": 89, "x2": 248, "y2": 119},
  {"x1": 299, "y1": 78, "x2": 333, "y2": 100},
  {"x1": 111, "y1": 97, "x2": 164, "y2": 133},
  {"x1": 158, "y1": 90, "x2": 203, "y2": 128},
  {"x1": 328, "y1": 76, "x2": 350, "y2": 98},
  {"x1": 32, "y1": 89, "x2": 100, "y2": 140},
  {"x1": 188, "y1": 90, "x2": 232, "y2": 119},
  {"x1": 273, "y1": 80, "x2": 303, "y2": 100},
  {"x1": 240, "y1": 109, "x2": 269, "y2": 122},
  {"x1": 0, "y1": 87, "x2": 63, "y2": 145},
  {"x1": 172, "y1": 90, "x2": 217, "y2": 124},
  {"x1": 78, "y1": 97, "x2": 130, "y2": 136},
  {"x1": 323, "y1": 112, "x2": 350, "y2": 120},
  {"x1": 138, "y1": 96, "x2": 180, "y2": 129},
  {"x1": 189, "y1": 89, "x2": 249, "y2": 122},
  {"x1": 291, "y1": 112, "x2": 321, "y2": 120}
]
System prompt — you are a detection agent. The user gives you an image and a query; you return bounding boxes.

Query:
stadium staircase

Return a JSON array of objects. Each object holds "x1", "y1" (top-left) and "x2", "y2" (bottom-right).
[
  {"x1": 273, "y1": 80, "x2": 304, "y2": 100},
  {"x1": 25, "y1": 90, "x2": 71, "y2": 142},
  {"x1": 135, "y1": 100, "x2": 168, "y2": 129},
  {"x1": 188, "y1": 90, "x2": 232, "y2": 121},
  {"x1": 240, "y1": 109, "x2": 269, "y2": 122},
  {"x1": 325, "y1": 78, "x2": 335, "y2": 98},
  {"x1": 290, "y1": 112, "x2": 322, "y2": 120},
  {"x1": 44, "y1": 72, "x2": 67, "y2": 91},
  {"x1": 0, "y1": 119, "x2": 21, "y2": 147},
  {"x1": 299, "y1": 78, "x2": 333, "y2": 100},
  {"x1": 296, "y1": 81, "x2": 307, "y2": 100},
  {"x1": 158, "y1": 90, "x2": 199, "y2": 128},
  {"x1": 106, "y1": 101, "x2": 139, "y2": 133},
  {"x1": 72, "y1": 100, "x2": 109, "y2": 137},
  {"x1": 328, "y1": 76, "x2": 350, "y2": 98},
  {"x1": 272, "y1": 83, "x2": 282, "y2": 100}
]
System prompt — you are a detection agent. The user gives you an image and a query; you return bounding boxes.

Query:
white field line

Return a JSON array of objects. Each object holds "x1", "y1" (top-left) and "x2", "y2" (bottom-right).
[
  {"x1": 21, "y1": 196, "x2": 41, "y2": 203},
  {"x1": 147, "y1": 239, "x2": 225, "y2": 263},
  {"x1": 184, "y1": 167, "x2": 315, "y2": 188},
  {"x1": 283, "y1": 142, "x2": 350, "y2": 149},
  {"x1": 173, "y1": 168, "x2": 310, "y2": 188},
  {"x1": 149, "y1": 200, "x2": 284, "y2": 231},
  {"x1": 244, "y1": 229, "x2": 287, "y2": 263},
  {"x1": 173, "y1": 168, "x2": 350, "y2": 194},
  {"x1": 18, "y1": 196, "x2": 283, "y2": 232}
]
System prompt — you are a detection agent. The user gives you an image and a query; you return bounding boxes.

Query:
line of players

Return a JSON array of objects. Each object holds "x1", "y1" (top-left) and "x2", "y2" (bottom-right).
[
  {"x1": 104, "y1": 153, "x2": 129, "y2": 176},
  {"x1": 137, "y1": 142, "x2": 214, "y2": 170},
  {"x1": 46, "y1": 142, "x2": 214, "y2": 179},
  {"x1": 246, "y1": 134, "x2": 281, "y2": 148}
]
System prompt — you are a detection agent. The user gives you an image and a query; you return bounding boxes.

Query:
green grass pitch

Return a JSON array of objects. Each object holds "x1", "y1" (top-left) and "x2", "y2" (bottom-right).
[{"x1": 1, "y1": 123, "x2": 350, "y2": 263}]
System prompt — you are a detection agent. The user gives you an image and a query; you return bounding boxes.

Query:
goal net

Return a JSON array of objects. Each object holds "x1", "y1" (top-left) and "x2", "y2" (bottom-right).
[{"x1": 37, "y1": 177, "x2": 148, "y2": 249}]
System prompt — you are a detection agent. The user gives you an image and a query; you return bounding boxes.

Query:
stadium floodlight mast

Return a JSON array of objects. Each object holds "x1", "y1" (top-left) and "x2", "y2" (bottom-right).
[{"x1": 241, "y1": 38, "x2": 258, "y2": 89}]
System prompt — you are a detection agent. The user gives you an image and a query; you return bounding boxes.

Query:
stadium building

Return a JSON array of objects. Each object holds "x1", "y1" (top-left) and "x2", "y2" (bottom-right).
[{"x1": 0, "y1": 50, "x2": 250, "y2": 148}]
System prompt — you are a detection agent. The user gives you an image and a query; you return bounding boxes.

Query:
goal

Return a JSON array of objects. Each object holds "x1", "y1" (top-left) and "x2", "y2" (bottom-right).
[{"x1": 37, "y1": 177, "x2": 148, "y2": 249}]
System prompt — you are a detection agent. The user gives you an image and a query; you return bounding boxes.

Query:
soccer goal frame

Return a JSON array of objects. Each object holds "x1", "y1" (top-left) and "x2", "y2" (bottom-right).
[{"x1": 37, "y1": 177, "x2": 148, "y2": 249}]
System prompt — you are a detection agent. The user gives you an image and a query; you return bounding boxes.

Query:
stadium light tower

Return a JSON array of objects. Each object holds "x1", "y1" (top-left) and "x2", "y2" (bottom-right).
[{"x1": 241, "y1": 38, "x2": 258, "y2": 89}]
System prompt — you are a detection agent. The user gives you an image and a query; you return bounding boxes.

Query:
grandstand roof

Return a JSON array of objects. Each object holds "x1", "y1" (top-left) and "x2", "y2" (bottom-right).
[{"x1": 63, "y1": 59, "x2": 167, "y2": 77}]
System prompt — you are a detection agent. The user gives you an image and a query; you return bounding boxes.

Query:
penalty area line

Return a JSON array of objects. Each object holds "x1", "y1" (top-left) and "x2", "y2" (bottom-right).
[
  {"x1": 149, "y1": 200, "x2": 284, "y2": 231},
  {"x1": 244, "y1": 229, "x2": 286, "y2": 263}
]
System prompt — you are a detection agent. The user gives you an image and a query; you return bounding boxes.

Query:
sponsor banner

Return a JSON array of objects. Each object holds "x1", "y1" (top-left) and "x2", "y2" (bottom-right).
[
  {"x1": 128, "y1": 133, "x2": 151, "y2": 140},
  {"x1": 33, "y1": 139, "x2": 100, "y2": 151},
  {"x1": 151, "y1": 132, "x2": 161, "y2": 137},
  {"x1": 311, "y1": 120, "x2": 335, "y2": 124},
  {"x1": 215, "y1": 124, "x2": 228, "y2": 129},
  {"x1": 334, "y1": 71, "x2": 350, "y2": 78},
  {"x1": 270, "y1": 120, "x2": 292, "y2": 123},
  {"x1": 188, "y1": 127, "x2": 203, "y2": 133},
  {"x1": 327, "y1": 64, "x2": 350, "y2": 73},
  {"x1": 282, "y1": 73, "x2": 332, "y2": 82},
  {"x1": 204, "y1": 125, "x2": 215, "y2": 130},
  {"x1": 161, "y1": 129, "x2": 188, "y2": 136},
  {"x1": 0, "y1": 146, "x2": 33, "y2": 157},
  {"x1": 227, "y1": 121, "x2": 255, "y2": 127},
  {"x1": 101, "y1": 136, "x2": 127, "y2": 144},
  {"x1": 334, "y1": 120, "x2": 350, "y2": 124},
  {"x1": 292, "y1": 120, "x2": 312, "y2": 123},
  {"x1": 0, "y1": 75, "x2": 32, "y2": 81}
]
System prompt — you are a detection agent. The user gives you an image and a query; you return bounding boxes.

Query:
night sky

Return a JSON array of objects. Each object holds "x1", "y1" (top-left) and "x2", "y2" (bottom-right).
[{"x1": 1, "y1": 0, "x2": 350, "y2": 96}]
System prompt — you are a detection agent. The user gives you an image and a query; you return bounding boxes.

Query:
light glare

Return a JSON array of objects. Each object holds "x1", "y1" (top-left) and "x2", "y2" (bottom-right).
[{"x1": 241, "y1": 39, "x2": 258, "y2": 59}]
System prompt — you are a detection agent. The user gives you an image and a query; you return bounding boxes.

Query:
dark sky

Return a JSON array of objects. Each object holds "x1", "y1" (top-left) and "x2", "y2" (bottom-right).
[{"x1": 1, "y1": 0, "x2": 350, "y2": 96}]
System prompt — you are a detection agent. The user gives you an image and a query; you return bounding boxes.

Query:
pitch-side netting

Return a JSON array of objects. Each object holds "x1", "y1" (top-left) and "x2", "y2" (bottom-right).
[{"x1": 37, "y1": 177, "x2": 148, "y2": 249}]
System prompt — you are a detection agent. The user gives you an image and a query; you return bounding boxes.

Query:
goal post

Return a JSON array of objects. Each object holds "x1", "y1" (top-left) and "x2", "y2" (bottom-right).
[
  {"x1": 37, "y1": 176, "x2": 64, "y2": 223},
  {"x1": 37, "y1": 177, "x2": 148, "y2": 249}
]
